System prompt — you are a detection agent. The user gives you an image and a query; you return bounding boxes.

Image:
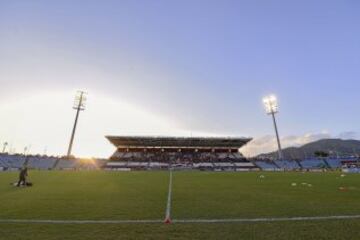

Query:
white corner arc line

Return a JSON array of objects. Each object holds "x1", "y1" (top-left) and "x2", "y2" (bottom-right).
[{"x1": 164, "y1": 170, "x2": 173, "y2": 220}]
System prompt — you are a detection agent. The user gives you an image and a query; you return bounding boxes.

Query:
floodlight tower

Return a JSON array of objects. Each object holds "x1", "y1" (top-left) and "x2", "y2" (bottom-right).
[
  {"x1": 263, "y1": 95, "x2": 283, "y2": 160},
  {"x1": 2, "y1": 142, "x2": 8, "y2": 153},
  {"x1": 67, "y1": 91, "x2": 87, "y2": 158}
]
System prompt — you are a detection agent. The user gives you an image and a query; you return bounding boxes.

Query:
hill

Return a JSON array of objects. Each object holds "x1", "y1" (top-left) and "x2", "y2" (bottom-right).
[{"x1": 257, "y1": 139, "x2": 360, "y2": 159}]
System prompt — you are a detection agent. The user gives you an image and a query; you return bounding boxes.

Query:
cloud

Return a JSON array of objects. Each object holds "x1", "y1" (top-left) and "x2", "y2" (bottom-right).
[
  {"x1": 336, "y1": 131, "x2": 360, "y2": 140},
  {"x1": 0, "y1": 90, "x2": 190, "y2": 158},
  {"x1": 241, "y1": 132, "x2": 332, "y2": 157}
]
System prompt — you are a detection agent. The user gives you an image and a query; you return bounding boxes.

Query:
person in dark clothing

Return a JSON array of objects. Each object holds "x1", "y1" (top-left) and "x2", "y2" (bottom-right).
[{"x1": 17, "y1": 167, "x2": 28, "y2": 187}]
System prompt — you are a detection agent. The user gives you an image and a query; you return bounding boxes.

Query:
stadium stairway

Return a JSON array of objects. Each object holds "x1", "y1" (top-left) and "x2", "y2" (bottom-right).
[
  {"x1": 322, "y1": 159, "x2": 331, "y2": 168},
  {"x1": 52, "y1": 158, "x2": 62, "y2": 169},
  {"x1": 274, "y1": 160, "x2": 301, "y2": 170},
  {"x1": 272, "y1": 160, "x2": 281, "y2": 169},
  {"x1": 295, "y1": 159, "x2": 302, "y2": 169}
]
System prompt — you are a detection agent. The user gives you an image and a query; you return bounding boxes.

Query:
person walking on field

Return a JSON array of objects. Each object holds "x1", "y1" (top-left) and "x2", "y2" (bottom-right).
[{"x1": 17, "y1": 167, "x2": 28, "y2": 187}]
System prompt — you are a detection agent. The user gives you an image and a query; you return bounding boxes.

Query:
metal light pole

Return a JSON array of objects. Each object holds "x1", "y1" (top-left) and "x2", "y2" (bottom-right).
[
  {"x1": 22, "y1": 145, "x2": 31, "y2": 155},
  {"x1": 263, "y1": 95, "x2": 283, "y2": 160},
  {"x1": 67, "y1": 91, "x2": 87, "y2": 158},
  {"x1": 2, "y1": 142, "x2": 8, "y2": 153},
  {"x1": 23, "y1": 146, "x2": 28, "y2": 155}
]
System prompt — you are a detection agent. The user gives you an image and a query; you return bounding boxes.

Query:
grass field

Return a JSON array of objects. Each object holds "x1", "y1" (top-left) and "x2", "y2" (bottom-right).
[{"x1": 1, "y1": 170, "x2": 360, "y2": 239}]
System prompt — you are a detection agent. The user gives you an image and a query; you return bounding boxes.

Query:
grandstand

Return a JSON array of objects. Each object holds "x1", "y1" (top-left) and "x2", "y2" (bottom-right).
[
  {"x1": 0, "y1": 152, "x2": 356, "y2": 172},
  {"x1": 0, "y1": 136, "x2": 358, "y2": 172},
  {"x1": 252, "y1": 157, "x2": 349, "y2": 171},
  {"x1": 274, "y1": 159, "x2": 301, "y2": 170},
  {"x1": 0, "y1": 154, "x2": 27, "y2": 170},
  {"x1": 253, "y1": 160, "x2": 279, "y2": 171},
  {"x1": 0, "y1": 153, "x2": 103, "y2": 171},
  {"x1": 299, "y1": 158, "x2": 328, "y2": 169},
  {"x1": 26, "y1": 156, "x2": 58, "y2": 170},
  {"x1": 326, "y1": 158, "x2": 343, "y2": 168},
  {"x1": 105, "y1": 136, "x2": 259, "y2": 171}
]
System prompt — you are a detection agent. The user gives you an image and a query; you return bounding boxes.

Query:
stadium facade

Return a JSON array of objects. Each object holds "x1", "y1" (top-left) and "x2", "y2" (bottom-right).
[{"x1": 105, "y1": 136, "x2": 259, "y2": 171}]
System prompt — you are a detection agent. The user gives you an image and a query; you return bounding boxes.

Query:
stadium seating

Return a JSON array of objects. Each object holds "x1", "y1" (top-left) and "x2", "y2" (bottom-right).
[
  {"x1": 149, "y1": 162, "x2": 168, "y2": 168},
  {"x1": 1, "y1": 152, "x2": 356, "y2": 172},
  {"x1": 0, "y1": 154, "x2": 100, "y2": 171},
  {"x1": 254, "y1": 161, "x2": 279, "y2": 170},
  {"x1": 193, "y1": 162, "x2": 214, "y2": 169},
  {"x1": 106, "y1": 162, "x2": 127, "y2": 167},
  {"x1": 299, "y1": 159, "x2": 327, "y2": 169},
  {"x1": 213, "y1": 162, "x2": 234, "y2": 167},
  {"x1": 105, "y1": 147, "x2": 258, "y2": 171},
  {"x1": 326, "y1": 158, "x2": 342, "y2": 169},
  {"x1": 55, "y1": 159, "x2": 80, "y2": 169},
  {"x1": 234, "y1": 162, "x2": 257, "y2": 167},
  {"x1": 27, "y1": 157, "x2": 57, "y2": 169},
  {"x1": 0, "y1": 154, "x2": 26, "y2": 169},
  {"x1": 274, "y1": 160, "x2": 301, "y2": 170}
]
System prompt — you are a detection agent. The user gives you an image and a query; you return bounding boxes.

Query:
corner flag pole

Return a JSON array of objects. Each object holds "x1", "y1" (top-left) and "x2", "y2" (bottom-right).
[{"x1": 67, "y1": 91, "x2": 87, "y2": 158}]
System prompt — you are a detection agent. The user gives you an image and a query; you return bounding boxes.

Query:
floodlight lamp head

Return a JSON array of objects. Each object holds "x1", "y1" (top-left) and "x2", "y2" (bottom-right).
[
  {"x1": 263, "y1": 95, "x2": 278, "y2": 114},
  {"x1": 73, "y1": 91, "x2": 87, "y2": 110}
]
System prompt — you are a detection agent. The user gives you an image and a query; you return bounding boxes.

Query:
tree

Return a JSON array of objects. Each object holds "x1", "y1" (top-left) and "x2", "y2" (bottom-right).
[{"x1": 314, "y1": 151, "x2": 329, "y2": 158}]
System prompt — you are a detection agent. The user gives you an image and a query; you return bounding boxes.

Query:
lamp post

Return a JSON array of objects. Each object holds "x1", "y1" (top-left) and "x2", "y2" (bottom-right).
[
  {"x1": 67, "y1": 91, "x2": 87, "y2": 158},
  {"x1": 2, "y1": 142, "x2": 8, "y2": 153},
  {"x1": 23, "y1": 146, "x2": 28, "y2": 155},
  {"x1": 263, "y1": 95, "x2": 283, "y2": 160}
]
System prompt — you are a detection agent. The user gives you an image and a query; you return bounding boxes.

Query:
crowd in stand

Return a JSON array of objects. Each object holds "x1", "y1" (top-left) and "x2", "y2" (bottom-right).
[
  {"x1": 107, "y1": 150, "x2": 257, "y2": 171},
  {"x1": 111, "y1": 150, "x2": 249, "y2": 163}
]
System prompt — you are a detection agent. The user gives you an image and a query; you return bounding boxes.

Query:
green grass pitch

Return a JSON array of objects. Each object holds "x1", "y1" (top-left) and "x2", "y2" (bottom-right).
[{"x1": 1, "y1": 170, "x2": 360, "y2": 239}]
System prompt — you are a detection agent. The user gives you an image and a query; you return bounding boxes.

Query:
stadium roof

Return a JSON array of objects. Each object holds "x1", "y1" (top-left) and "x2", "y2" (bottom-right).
[{"x1": 106, "y1": 136, "x2": 252, "y2": 149}]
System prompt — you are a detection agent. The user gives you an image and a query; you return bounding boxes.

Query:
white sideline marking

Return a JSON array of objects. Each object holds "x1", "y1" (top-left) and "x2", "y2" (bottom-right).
[
  {"x1": 0, "y1": 219, "x2": 163, "y2": 224},
  {"x1": 173, "y1": 215, "x2": 360, "y2": 223},
  {"x1": 164, "y1": 169, "x2": 173, "y2": 220},
  {"x1": 1, "y1": 215, "x2": 360, "y2": 225}
]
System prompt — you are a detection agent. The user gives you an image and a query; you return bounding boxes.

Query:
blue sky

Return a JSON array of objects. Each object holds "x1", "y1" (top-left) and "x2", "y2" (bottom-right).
[{"x1": 0, "y1": 1, "x2": 360, "y2": 157}]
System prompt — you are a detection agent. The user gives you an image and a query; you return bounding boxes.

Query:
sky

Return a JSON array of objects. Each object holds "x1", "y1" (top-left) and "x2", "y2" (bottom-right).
[{"x1": 0, "y1": 0, "x2": 360, "y2": 158}]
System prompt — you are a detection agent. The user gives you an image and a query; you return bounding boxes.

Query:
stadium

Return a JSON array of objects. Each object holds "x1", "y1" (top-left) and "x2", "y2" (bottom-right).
[
  {"x1": 1, "y1": 135, "x2": 357, "y2": 172},
  {"x1": 2, "y1": 1, "x2": 360, "y2": 239},
  {"x1": 1, "y1": 134, "x2": 360, "y2": 239}
]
